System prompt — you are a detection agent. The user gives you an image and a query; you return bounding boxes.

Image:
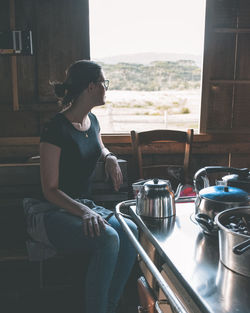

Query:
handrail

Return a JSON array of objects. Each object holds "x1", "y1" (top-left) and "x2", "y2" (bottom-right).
[{"x1": 115, "y1": 200, "x2": 188, "y2": 313}]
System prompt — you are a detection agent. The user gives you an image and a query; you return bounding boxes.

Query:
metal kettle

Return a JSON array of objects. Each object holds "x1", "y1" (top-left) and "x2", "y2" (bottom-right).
[
  {"x1": 193, "y1": 166, "x2": 249, "y2": 235},
  {"x1": 194, "y1": 166, "x2": 249, "y2": 193},
  {"x1": 136, "y1": 178, "x2": 182, "y2": 218},
  {"x1": 222, "y1": 168, "x2": 250, "y2": 193}
]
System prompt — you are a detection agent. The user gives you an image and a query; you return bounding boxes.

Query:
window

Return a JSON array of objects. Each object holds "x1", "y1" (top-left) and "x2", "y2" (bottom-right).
[{"x1": 89, "y1": 0, "x2": 206, "y2": 133}]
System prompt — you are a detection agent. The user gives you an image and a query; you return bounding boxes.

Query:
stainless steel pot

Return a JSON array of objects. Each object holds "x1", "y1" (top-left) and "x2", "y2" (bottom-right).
[
  {"x1": 193, "y1": 167, "x2": 249, "y2": 235},
  {"x1": 215, "y1": 207, "x2": 250, "y2": 277},
  {"x1": 136, "y1": 178, "x2": 182, "y2": 218},
  {"x1": 215, "y1": 261, "x2": 250, "y2": 310}
]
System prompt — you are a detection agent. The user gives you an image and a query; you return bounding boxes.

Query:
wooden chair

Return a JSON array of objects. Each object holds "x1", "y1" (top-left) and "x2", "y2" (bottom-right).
[{"x1": 131, "y1": 129, "x2": 194, "y2": 186}]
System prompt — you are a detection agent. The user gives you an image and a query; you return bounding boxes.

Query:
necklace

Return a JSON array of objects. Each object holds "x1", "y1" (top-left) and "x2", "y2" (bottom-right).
[
  {"x1": 64, "y1": 111, "x2": 91, "y2": 138},
  {"x1": 71, "y1": 121, "x2": 90, "y2": 137}
]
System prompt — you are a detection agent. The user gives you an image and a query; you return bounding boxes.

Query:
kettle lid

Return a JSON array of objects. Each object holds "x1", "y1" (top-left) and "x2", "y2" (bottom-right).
[
  {"x1": 144, "y1": 178, "x2": 169, "y2": 188},
  {"x1": 200, "y1": 185, "x2": 248, "y2": 202}
]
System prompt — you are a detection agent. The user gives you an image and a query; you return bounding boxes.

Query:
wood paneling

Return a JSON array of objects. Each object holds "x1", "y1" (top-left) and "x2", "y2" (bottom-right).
[
  {"x1": 0, "y1": 58, "x2": 12, "y2": 109},
  {"x1": 9, "y1": 0, "x2": 19, "y2": 111},
  {"x1": 0, "y1": 111, "x2": 40, "y2": 137},
  {"x1": 15, "y1": 0, "x2": 37, "y2": 108},
  {"x1": 213, "y1": 0, "x2": 238, "y2": 28},
  {"x1": 210, "y1": 33, "x2": 235, "y2": 80},
  {"x1": 233, "y1": 85, "x2": 250, "y2": 129},
  {"x1": 238, "y1": 1, "x2": 250, "y2": 28},
  {"x1": 201, "y1": 0, "x2": 250, "y2": 133},
  {"x1": 0, "y1": 0, "x2": 90, "y2": 137},
  {"x1": 1, "y1": 134, "x2": 250, "y2": 186},
  {"x1": 230, "y1": 154, "x2": 250, "y2": 168},
  {"x1": 0, "y1": 0, "x2": 12, "y2": 108},
  {"x1": 207, "y1": 84, "x2": 233, "y2": 130},
  {"x1": 36, "y1": 0, "x2": 90, "y2": 103},
  {"x1": 236, "y1": 34, "x2": 250, "y2": 80}
]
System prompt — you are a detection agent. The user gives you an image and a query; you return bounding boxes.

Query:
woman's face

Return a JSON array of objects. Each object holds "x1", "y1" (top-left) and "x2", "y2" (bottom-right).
[{"x1": 92, "y1": 70, "x2": 107, "y2": 107}]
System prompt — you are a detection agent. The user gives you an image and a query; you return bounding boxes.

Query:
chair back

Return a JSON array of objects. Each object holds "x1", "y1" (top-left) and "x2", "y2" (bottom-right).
[{"x1": 131, "y1": 129, "x2": 194, "y2": 185}]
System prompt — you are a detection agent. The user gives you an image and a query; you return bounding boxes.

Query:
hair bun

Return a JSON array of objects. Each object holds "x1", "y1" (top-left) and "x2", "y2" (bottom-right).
[{"x1": 52, "y1": 82, "x2": 67, "y2": 98}]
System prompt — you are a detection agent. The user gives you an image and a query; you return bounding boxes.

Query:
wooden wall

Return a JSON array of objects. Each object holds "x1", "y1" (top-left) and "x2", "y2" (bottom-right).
[
  {"x1": 201, "y1": 0, "x2": 250, "y2": 133},
  {"x1": 0, "y1": 0, "x2": 90, "y2": 137},
  {"x1": 1, "y1": 0, "x2": 250, "y2": 183},
  {"x1": 1, "y1": 134, "x2": 250, "y2": 188}
]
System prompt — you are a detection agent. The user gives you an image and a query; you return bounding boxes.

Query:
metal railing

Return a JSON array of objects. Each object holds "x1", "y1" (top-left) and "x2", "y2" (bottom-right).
[{"x1": 115, "y1": 200, "x2": 188, "y2": 313}]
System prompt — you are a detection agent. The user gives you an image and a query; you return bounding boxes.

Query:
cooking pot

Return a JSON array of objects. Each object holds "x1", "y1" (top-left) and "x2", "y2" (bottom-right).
[
  {"x1": 193, "y1": 166, "x2": 249, "y2": 235},
  {"x1": 136, "y1": 178, "x2": 182, "y2": 218},
  {"x1": 215, "y1": 207, "x2": 250, "y2": 277},
  {"x1": 215, "y1": 261, "x2": 250, "y2": 310}
]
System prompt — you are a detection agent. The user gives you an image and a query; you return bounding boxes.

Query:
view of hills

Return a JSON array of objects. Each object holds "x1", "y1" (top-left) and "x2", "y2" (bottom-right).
[
  {"x1": 95, "y1": 52, "x2": 202, "y2": 67},
  {"x1": 99, "y1": 59, "x2": 201, "y2": 91}
]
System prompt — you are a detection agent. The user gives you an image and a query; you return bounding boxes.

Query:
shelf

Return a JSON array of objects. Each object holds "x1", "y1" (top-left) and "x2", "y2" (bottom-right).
[
  {"x1": 209, "y1": 80, "x2": 250, "y2": 84},
  {"x1": 214, "y1": 28, "x2": 250, "y2": 33}
]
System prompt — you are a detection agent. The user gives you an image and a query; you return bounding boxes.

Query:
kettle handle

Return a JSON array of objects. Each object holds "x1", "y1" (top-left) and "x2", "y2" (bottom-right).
[{"x1": 193, "y1": 166, "x2": 249, "y2": 193}]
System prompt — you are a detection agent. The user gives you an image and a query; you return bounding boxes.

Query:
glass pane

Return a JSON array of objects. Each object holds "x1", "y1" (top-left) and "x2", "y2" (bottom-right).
[{"x1": 89, "y1": 0, "x2": 206, "y2": 133}]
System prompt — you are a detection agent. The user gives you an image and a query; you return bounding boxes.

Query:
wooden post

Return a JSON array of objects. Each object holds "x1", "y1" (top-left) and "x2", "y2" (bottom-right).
[{"x1": 9, "y1": 0, "x2": 19, "y2": 111}]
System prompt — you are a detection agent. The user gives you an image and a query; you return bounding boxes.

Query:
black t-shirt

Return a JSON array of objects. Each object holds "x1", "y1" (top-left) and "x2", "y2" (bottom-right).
[{"x1": 40, "y1": 112, "x2": 102, "y2": 198}]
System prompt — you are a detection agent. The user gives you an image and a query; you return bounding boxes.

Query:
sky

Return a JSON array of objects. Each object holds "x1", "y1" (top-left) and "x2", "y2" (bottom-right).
[{"x1": 89, "y1": 0, "x2": 206, "y2": 59}]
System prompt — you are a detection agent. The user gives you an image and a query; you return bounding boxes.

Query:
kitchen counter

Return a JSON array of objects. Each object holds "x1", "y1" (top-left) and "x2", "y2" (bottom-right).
[{"x1": 128, "y1": 202, "x2": 250, "y2": 313}]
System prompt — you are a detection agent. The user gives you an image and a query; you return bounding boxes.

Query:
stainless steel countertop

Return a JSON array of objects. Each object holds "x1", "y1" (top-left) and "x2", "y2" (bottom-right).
[{"x1": 130, "y1": 202, "x2": 250, "y2": 313}]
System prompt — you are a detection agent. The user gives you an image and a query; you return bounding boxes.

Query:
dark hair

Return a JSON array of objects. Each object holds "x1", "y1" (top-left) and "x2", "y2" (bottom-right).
[{"x1": 51, "y1": 60, "x2": 102, "y2": 107}]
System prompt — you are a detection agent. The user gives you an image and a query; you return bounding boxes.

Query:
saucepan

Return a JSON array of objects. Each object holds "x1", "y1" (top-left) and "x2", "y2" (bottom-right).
[
  {"x1": 193, "y1": 166, "x2": 250, "y2": 235},
  {"x1": 215, "y1": 207, "x2": 250, "y2": 277}
]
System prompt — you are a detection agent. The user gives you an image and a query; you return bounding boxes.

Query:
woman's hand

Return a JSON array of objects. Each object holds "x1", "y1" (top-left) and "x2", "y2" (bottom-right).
[
  {"x1": 105, "y1": 155, "x2": 123, "y2": 191},
  {"x1": 81, "y1": 208, "x2": 109, "y2": 237}
]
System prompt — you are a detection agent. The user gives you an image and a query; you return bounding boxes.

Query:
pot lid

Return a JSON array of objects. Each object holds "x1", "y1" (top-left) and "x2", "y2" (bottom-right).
[
  {"x1": 144, "y1": 178, "x2": 169, "y2": 188},
  {"x1": 223, "y1": 173, "x2": 250, "y2": 183},
  {"x1": 199, "y1": 185, "x2": 249, "y2": 202}
]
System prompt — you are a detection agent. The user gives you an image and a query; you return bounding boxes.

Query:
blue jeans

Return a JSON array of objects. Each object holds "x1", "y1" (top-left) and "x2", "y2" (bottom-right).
[{"x1": 44, "y1": 211, "x2": 138, "y2": 313}]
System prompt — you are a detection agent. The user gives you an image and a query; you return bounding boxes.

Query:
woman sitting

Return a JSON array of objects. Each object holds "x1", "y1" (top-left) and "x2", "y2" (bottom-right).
[{"x1": 26, "y1": 60, "x2": 138, "y2": 313}]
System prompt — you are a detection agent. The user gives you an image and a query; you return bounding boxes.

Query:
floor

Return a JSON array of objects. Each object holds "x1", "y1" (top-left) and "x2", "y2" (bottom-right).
[
  {"x1": 0, "y1": 286, "x2": 138, "y2": 313},
  {"x1": 0, "y1": 261, "x2": 140, "y2": 313}
]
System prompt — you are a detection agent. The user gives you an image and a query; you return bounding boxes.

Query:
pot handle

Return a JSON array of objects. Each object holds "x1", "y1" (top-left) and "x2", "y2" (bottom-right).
[
  {"x1": 193, "y1": 166, "x2": 249, "y2": 193},
  {"x1": 195, "y1": 213, "x2": 215, "y2": 234},
  {"x1": 233, "y1": 238, "x2": 250, "y2": 255}
]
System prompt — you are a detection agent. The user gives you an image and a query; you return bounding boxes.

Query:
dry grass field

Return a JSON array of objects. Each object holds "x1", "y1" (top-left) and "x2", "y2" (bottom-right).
[{"x1": 92, "y1": 89, "x2": 201, "y2": 133}]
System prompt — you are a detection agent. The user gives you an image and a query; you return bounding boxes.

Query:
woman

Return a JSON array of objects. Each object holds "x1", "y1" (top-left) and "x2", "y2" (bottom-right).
[{"x1": 39, "y1": 60, "x2": 138, "y2": 313}]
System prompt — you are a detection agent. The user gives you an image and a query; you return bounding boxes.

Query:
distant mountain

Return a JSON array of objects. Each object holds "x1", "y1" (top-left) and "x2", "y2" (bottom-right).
[
  {"x1": 100, "y1": 60, "x2": 201, "y2": 91},
  {"x1": 95, "y1": 52, "x2": 202, "y2": 67}
]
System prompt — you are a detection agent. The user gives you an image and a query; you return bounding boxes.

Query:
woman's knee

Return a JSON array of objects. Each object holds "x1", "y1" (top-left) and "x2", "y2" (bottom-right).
[
  {"x1": 108, "y1": 215, "x2": 138, "y2": 238},
  {"x1": 124, "y1": 218, "x2": 138, "y2": 238},
  {"x1": 98, "y1": 225, "x2": 120, "y2": 252}
]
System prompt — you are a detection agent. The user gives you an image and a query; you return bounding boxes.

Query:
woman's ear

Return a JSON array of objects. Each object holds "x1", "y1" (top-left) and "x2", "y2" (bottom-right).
[{"x1": 88, "y1": 82, "x2": 95, "y2": 92}]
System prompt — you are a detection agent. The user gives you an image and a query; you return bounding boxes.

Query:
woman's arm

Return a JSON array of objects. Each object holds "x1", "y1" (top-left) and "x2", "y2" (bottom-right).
[
  {"x1": 40, "y1": 142, "x2": 107, "y2": 236},
  {"x1": 98, "y1": 134, "x2": 123, "y2": 191}
]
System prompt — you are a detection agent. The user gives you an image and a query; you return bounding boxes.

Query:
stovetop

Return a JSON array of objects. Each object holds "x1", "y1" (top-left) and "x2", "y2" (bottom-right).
[{"x1": 130, "y1": 202, "x2": 250, "y2": 313}]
